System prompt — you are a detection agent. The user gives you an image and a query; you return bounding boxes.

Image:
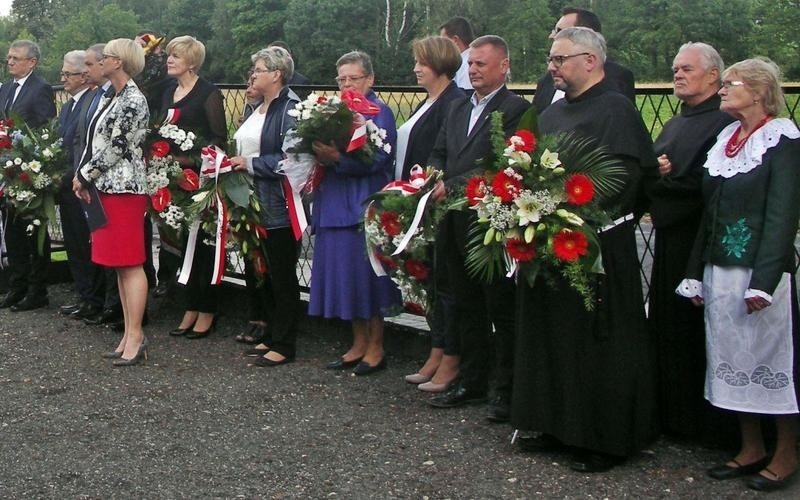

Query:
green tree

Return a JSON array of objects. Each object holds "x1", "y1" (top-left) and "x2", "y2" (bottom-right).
[{"x1": 750, "y1": 0, "x2": 800, "y2": 79}]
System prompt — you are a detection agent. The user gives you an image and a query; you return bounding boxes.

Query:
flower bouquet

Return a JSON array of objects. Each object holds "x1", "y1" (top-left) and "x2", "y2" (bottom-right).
[
  {"x1": 145, "y1": 117, "x2": 200, "y2": 242},
  {"x1": 364, "y1": 166, "x2": 444, "y2": 315},
  {"x1": 280, "y1": 89, "x2": 391, "y2": 193},
  {"x1": 460, "y1": 110, "x2": 627, "y2": 309},
  {"x1": 183, "y1": 145, "x2": 267, "y2": 284},
  {"x1": 0, "y1": 118, "x2": 65, "y2": 254}
]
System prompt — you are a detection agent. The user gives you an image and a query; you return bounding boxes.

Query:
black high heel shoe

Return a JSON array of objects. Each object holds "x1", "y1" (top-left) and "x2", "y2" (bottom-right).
[
  {"x1": 112, "y1": 338, "x2": 148, "y2": 367},
  {"x1": 186, "y1": 316, "x2": 218, "y2": 339}
]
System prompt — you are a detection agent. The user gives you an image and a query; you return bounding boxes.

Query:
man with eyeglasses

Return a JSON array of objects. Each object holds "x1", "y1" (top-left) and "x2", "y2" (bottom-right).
[
  {"x1": 511, "y1": 27, "x2": 658, "y2": 473},
  {"x1": 532, "y1": 7, "x2": 634, "y2": 114},
  {"x1": 54, "y1": 50, "x2": 106, "y2": 321},
  {"x1": 0, "y1": 40, "x2": 57, "y2": 311}
]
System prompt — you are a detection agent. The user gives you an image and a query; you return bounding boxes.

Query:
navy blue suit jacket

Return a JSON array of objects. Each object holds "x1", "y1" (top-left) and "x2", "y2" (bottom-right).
[
  {"x1": 0, "y1": 72, "x2": 56, "y2": 128},
  {"x1": 58, "y1": 90, "x2": 92, "y2": 189}
]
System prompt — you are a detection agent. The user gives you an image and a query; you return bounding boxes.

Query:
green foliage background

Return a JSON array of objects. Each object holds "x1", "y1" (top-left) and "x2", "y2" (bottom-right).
[{"x1": 1, "y1": 0, "x2": 798, "y2": 85}]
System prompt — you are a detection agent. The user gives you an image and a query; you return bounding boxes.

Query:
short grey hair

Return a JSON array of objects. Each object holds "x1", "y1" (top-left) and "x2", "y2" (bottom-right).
[
  {"x1": 336, "y1": 50, "x2": 373, "y2": 76},
  {"x1": 677, "y1": 42, "x2": 724, "y2": 84},
  {"x1": 63, "y1": 50, "x2": 87, "y2": 72},
  {"x1": 554, "y1": 27, "x2": 607, "y2": 64},
  {"x1": 10, "y1": 40, "x2": 41, "y2": 61},
  {"x1": 470, "y1": 35, "x2": 510, "y2": 59},
  {"x1": 251, "y1": 46, "x2": 294, "y2": 85},
  {"x1": 86, "y1": 43, "x2": 105, "y2": 60}
]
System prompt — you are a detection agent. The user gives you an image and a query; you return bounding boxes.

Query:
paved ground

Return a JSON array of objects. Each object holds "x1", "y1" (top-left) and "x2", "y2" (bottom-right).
[{"x1": 1, "y1": 283, "x2": 798, "y2": 499}]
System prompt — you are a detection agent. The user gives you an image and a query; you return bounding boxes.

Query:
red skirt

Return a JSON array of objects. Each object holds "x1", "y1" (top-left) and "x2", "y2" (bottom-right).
[{"x1": 91, "y1": 192, "x2": 148, "y2": 267}]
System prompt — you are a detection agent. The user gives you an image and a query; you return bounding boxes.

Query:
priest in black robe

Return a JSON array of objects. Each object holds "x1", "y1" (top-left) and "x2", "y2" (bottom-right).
[
  {"x1": 647, "y1": 43, "x2": 735, "y2": 440},
  {"x1": 511, "y1": 27, "x2": 659, "y2": 472}
]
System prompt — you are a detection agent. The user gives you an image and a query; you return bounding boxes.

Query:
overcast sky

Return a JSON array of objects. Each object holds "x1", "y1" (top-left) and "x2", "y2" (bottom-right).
[{"x1": 0, "y1": 1, "x2": 10, "y2": 17}]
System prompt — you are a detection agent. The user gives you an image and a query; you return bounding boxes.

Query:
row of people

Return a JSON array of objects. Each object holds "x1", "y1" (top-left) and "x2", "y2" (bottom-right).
[{"x1": 0, "y1": 7, "x2": 797, "y2": 491}]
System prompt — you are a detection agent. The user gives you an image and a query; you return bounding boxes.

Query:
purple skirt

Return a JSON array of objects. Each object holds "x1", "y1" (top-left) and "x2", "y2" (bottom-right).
[{"x1": 308, "y1": 225, "x2": 401, "y2": 320}]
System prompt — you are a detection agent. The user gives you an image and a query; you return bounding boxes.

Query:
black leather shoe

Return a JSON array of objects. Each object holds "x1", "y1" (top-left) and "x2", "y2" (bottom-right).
[
  {"x1": 69, "y1": 303, "x2": 102, "y2": 320},
  {"x1": 428, "y1": 382, "x2": 487, "y2": 408},
  {"x1": 0, "y1": 292, "x2": 25, "y2": 309},
  {"x1": 84, "y1": 308, "x2": 123, "y2": 325},
  {"x1": 253, "y1": 353, "x2": 294, "y2": 367},
  {"x1": 353, "y1": 358, "x2": 387, "y2": 376},
  {"x1": 746, "y1": 467, "x2": 797, "y2": 491},
  {"x1": 10, "y1": 295, "x2": 49, "y2": 312},
  {"x1": 707, "y1": 457, "x2": 770, "y2": 480},
  {"x1": 570, "y1": 451, "x2": 624, "y2": 473},
  {"x1": 326, "y1": 356, "x2": 363, "y2": 370},
  {"x1": 486, "y1": 394, "x2": 510, "y2": 423},
  {"x1": 59, "y1": 303, "x2": 82, "y2": 315},
  {"x1": 517, "y1": 433, "x2": 564, "y2": 453}
]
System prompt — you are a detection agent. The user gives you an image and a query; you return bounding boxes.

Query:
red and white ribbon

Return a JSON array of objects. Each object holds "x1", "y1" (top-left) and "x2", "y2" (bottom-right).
[
  {"x1": 346, "y1": 115, "x2": 367, "y2": 153},
  {"x1": 178, "y1": 145, "x2": 235, "y2": 285},
  {"x1": 163, "y1": 108, "x2": 181, "y2": 125},
  {"x1": 283, "y1": 177, "x2": 307, "y2": 241}
]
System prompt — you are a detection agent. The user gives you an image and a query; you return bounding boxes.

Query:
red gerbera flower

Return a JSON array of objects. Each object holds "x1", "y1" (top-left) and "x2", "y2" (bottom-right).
[
  {"x1": 150, "y1": 140, "x2": 171, "y2": 158},
  {"x1": 564, "y1": 174, "x2": 594, "y2": 205},
  {"x1": 150, "y1": 186, "x2": 172, "y2": 212},
  {"x1": 18, "y1": 172, "x2": 30, "y2": 184},
  {"x1": 0, "y1": 134, "x2": 11, "y2": 149},
  {"x1": 465, "y1": 176, "x2": 488, "y2": 206},
  {"x1": 506, "y1": 237, "x2": 536, "y2": 262},
  {"x1": 380, "y1": 211, "x2": 402, "y2": 236},
  {"x1": 491, "y1": 170, "x2": 522, "y2": 203},
  {"x1": 404, "y1": 259, "x2": 430, "y2": 281},
  {"x1": 178, "y1": 168, "x2": 200, "y2": 191},
  {"x1": 552, "y1": 229, "x2": 589, "y2": 262},
  {"x1": 508, "y1": 129, "x2": 536, "y2": 153}
]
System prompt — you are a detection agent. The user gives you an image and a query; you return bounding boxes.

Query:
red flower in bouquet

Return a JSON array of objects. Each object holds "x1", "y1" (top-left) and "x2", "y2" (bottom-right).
[
  {"x1": 465, "y1": 176, "x2": 488, "y2": 206},
  {"x1": 150, "y1": 140, "x2": 171, "y2": 158},
  {"x1": 375, "y1": 251, "x2": 397, "y2": 270},
  {"x1": 251, "y1": 250, "x2": 268, "y2": 275},
  {"x1": 404, "y1": 259, "x2": 430, "y2": 281},
  {"x1": 150, "y1": 186, "x2": 172, "y2": 212},
  {"x1": 491, "y1": 170, "x2": 522, "y2": 203},
  {"x1": 506, "y1": 237, "x2": 536, "y2": 262},
  {"x1": 0, "y1": 134, "x2": 11, "y2": 149},
  {"x1": 340, "y1": 89, "x2": 381, "y2": 116},
  {"x1": 178, "y1": 168, "x2": 200, "y2": 191},
  {"x1": 565, "y1": 174, "x2": 594, "y2": 206},
  {"x1": 508, "y1": 129, "x2": 536, "y2": 152},
  {"x1": 18, "y1": 172, "x2": 30, "y2": 184},
  {"x1": 380, "y1": 211, "x2": 403, "y2": 236},
  {"x1": 404, "y1": 301, "x2": 426, "y2": 316},
  {"x1": 552, "y1": 229, "x2": 589, "y2": 262}
]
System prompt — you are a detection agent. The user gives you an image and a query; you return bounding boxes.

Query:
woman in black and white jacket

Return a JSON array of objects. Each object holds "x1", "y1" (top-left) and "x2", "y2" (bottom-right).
[{"x1": 73, "y1": 38, "x2": 150, "y2": 366}]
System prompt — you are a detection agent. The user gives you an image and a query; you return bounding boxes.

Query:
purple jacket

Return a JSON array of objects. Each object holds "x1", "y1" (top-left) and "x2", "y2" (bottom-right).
[{"x1": 311, "y1": 90, "x2": 397, "y2": 229}]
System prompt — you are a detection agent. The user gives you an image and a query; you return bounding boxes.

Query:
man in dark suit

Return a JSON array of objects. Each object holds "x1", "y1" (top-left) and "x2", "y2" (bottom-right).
[
  {"x1": 56, "y1": 50, "x2": 104, "y2": 320},
  {"x1": 532, "y1": 7, "x2": 635, "y2": 114},
  {"x1": 426, "y1": 35, "x2": 528, "y2": 420},
  {"x1": 0, "y1": 40, "x2": 57, "y2": 311}
]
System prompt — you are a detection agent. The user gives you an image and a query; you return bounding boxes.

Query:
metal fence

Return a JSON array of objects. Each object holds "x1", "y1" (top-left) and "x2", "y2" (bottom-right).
[{"x1": 51, "y1": 84, "x2": 800, "y2": 302}]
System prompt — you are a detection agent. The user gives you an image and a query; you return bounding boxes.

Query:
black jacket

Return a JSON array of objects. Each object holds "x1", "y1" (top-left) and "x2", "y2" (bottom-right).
[
  {"x1": 532, "y1": 59, "x2": 635, "y2": 114},
  {"x1": 0, "y1": 72, "x2": 56, "y2": 128}
]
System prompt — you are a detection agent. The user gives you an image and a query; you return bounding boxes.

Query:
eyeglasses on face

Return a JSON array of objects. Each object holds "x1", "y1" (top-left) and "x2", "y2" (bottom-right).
[
  {"x1": 101, "y1": 53, "x2": 120, "y2": 61},
  {"x1": 6, "y1": 56, "x2": 33, "y2": 63},
  {"x1": 251, "y1": 67, "x2": 274, "y2": 75},
  {"x1": 335, "y1": 74, "x2": 368, "y2": 85},
  {"x1": 546, "y1": 52, "x2": 590, "y2": 68},
  {"x1": 721, "y1": 80, "x2": 745, "y2": 89},
  {"x1": 60, "y1": 71, "x2": 84, "y2": 78}
]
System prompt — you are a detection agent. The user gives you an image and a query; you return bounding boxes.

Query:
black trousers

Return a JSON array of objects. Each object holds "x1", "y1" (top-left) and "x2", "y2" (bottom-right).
[
  {"x1": 442, "y1": 210, "x2": 516, "y2": 398},
  {"x1": 181, "y1": 230, "x2": 219, "y2": 313},
  {"x1": 59, "y1": 191, "x2": 104, "y2": 306},
  {"x1": 5, "y1": 211, "x2": 50, "y2": 297},
  {"x1": 245, "y1": 227, "x2": 300, "y2": 358}
]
